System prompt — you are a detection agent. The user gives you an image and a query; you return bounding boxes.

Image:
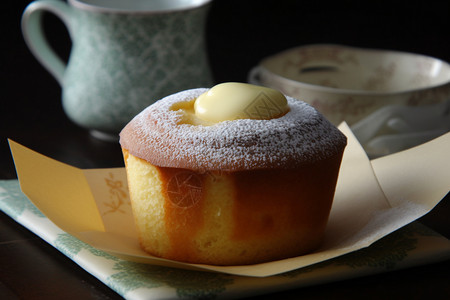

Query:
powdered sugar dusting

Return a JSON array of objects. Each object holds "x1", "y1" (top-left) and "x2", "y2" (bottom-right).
[{"x1": 120, "y1": 88, "x2": 347, "y2": 171}]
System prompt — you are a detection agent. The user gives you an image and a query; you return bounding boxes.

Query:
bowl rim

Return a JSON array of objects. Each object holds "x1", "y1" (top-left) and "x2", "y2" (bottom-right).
[{"x1": 255, "y1": 44, "x2": 450, "y2": 96}]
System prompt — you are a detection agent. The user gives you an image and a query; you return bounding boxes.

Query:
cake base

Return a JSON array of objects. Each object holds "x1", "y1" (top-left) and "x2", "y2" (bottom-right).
[{"x1": 123, "y1": 149, "x2": 343, "y2": 266}]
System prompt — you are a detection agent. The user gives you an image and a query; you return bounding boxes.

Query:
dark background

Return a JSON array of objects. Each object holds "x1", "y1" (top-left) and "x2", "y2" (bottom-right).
[
  {"x1": 1, "y1": 0, "x2": 449, "y2": 173},
  {"x1": 2, "y1": 0, "x2": 450, "y2": 175}
]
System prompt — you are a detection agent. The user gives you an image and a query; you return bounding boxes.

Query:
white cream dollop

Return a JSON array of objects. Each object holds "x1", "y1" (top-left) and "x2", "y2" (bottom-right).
[{"x1": 194, "y1": 82, "x2": 289, "y2": 123}]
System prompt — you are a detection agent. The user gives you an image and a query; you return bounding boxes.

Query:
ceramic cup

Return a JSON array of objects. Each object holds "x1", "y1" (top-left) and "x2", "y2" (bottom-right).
[{"x1": 22, "y1": 0, "x2": 213, "y2": 140}]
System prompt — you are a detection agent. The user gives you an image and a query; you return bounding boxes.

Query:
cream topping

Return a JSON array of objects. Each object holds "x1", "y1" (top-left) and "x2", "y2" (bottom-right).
[{"x1": 194, "y1": 82, "x2": 289, "y2": 123}]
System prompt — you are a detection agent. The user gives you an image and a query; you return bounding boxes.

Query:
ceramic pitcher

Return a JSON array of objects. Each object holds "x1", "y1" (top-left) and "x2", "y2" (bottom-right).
[{"x1": 22, "y1": 0, "x2": 213, "y2": 140}]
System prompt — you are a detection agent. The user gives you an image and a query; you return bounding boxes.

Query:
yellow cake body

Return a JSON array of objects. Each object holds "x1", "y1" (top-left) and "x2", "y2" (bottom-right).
[{"x1": 123, "y1": 149, "x2": 341, "y2": 265}]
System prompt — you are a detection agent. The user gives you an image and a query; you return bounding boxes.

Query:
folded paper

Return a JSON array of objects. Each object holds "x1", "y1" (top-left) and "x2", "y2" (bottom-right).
[{"x1": 8, "y1": 123, "x2": 450, "y2": 277}]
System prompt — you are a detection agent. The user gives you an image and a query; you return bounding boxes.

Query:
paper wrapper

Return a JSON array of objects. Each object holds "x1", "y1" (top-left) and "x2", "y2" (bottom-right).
[{"x1": 8, "y1": 124, "x2": 450, "y2": 277}]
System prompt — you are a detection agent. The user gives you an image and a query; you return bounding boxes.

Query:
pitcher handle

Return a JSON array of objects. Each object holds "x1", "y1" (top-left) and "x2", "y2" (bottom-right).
[{"x1": 21, "y1": 0, "x2": 73, "y2": 85}]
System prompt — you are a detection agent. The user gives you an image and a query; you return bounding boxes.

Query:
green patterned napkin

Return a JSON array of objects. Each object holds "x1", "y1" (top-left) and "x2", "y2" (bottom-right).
[{"x1": 1, "y1": 179, "x2": 449, "y2": 299}]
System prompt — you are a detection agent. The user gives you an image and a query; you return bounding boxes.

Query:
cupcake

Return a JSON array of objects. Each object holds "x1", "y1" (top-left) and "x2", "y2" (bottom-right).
[{"x1": 119, "y1": 82, "x2": 347, "y2": 265}]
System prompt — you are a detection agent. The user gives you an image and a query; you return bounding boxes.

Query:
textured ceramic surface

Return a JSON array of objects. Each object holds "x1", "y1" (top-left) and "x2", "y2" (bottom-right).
[
  {"x1": 22, "y1": 0, "x2": 213, "y2": 137},
  {"x1": 249, "y1": 44, "x2": 450, "y2": 125}
]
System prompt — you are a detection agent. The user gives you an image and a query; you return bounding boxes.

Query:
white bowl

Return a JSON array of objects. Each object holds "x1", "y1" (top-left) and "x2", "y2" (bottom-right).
[{"x1": 249, "y1": 44, "x2": 450, "y2": 126}]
